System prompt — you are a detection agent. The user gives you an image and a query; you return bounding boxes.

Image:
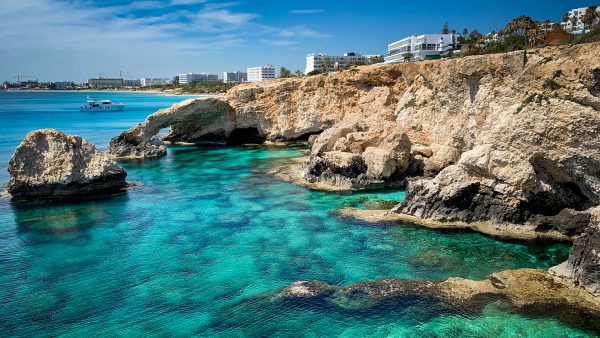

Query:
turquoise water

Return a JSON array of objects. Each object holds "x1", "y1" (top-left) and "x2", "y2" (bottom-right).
[{"x1": 0, "y1": 92, "x2": 593, "y2": 337}]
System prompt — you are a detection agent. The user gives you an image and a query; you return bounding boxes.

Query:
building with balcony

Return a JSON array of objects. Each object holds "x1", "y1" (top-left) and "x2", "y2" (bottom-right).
[
  {"x1": 305, "y1": 52, "x2": 370, "y2": 74},
  {"x1": 222, "y1": 71, "x2": 248, "y2": 83},
  {"x1": 247, "y1": 65, "x2": 275, "y2": 82},
  {"x1": 178, "y1": 73, "x2": 219, "y2": 84},
  {"x1": 561, "y1": 6, "x2": 600, "y2": 34},
  {"x1": 384, "y1": 33, "x2": 459, "y2": 64}
]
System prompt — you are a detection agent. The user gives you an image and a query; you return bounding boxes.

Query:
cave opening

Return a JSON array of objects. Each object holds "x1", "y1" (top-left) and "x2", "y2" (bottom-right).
[
  {"x1": 295, "y1": 131, "x2": 323, "y2": 141},
  {"x1": 227, "y1": 128, "x2": 266, "y2": 146}
]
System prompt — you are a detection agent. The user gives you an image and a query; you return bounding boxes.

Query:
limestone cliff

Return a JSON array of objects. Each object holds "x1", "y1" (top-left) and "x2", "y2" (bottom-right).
[
  {"x1": 109, "y1": 42, "x2": 600, "y2": 299},
  {"x1": 112, "y1": 43, "x2": 600, "y2": 236}
]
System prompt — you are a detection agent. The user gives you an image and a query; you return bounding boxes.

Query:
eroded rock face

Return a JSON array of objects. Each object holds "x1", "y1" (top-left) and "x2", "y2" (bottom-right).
[
  {"x1": 303, "y1": 121, "x2": 412, "y2": 189},
  {"x1": 8, "y1": 129, "x2": 127, "y2": 198},
  {"x1": 561, "y1": 211, "x2": 600, "y2": 296},
  {"x1": 392, "y1": 142, "x2": 598, "y2": 237},
  {"x1": 112, "y1": 43, "x2": 600, "y2": 238},
  {"x1": 109, "y1": 98, "x2": 235, "y2": 159}
]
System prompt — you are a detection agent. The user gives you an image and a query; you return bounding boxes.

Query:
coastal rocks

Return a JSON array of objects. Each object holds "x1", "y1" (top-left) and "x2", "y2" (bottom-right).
[
  {"x1": 391, "y1": 137, "x2": 600, "y2": 239},
  {"x1": 569, "y1": 229, "x2": 600, "y2": 295},
  {"x1": 109, "y1": 98, "x2": 235, "y2": 159},
  {"x1": 283, "y1": 280, "x2": 335, "y2": 299},
  {"x1": 279, "y1": 269, "x2": 600, "y2": 330},
  {"x1": 7, "y1": 129, "x2": 127, "y2": 198},
  {"x1": 303, "y1": 121, "x2": 412, "y2": 189},
  {"x1": 559, "y1": 220, "x2": 600, "y2": 296}
]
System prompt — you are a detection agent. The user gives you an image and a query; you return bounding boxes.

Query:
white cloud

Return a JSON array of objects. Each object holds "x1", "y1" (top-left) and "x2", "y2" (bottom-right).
[
  {"x1": 0, "y1": 0, "x2": 332, "y2": 81},
  {"x1": 289, "y1": 9, "x2": 324, "y2": 15},
  {"x1": 277, "y1": 26, "x2": 330, "y2": 39},
  {"x1": 259, "y1": 39, "x2": 297, "y2": 46}
]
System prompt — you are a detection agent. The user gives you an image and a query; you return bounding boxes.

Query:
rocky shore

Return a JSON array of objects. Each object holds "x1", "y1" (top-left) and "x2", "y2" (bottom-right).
[
  {"x1": 111, "y1": 43, "x2": 600, "y2": 242},
  {"x1": 4, "y1": 42, "x2": 593, "y2": 325},
  {"x1": 279, "y1": 268, "x2": 600, "y2": 331},
  {"x1": 7, "y1": 129, "x2": 127, "y2": 198}
]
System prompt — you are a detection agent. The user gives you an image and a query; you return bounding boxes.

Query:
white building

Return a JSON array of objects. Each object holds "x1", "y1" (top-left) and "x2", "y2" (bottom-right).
[
  {"x1": 140, "y1": 78, "x2": 171, "y2": 87},
  {"x1": 222, "y1": 71, "x2": 248, "y2": 83},
  {"x1": 178, "y1": 73, "x2": 219, "y2": 84},
  {"x1": 384, "y1": 33, "x2": 459, "y2": 64},
  {"x1": 305, "y1": 52, "x2": 370, "y2": 74},
  {"x1": 561, "y1": 7, "x2": 600, "y2": 34},
  {"x1": 247, "y1": 65, "x2": 275, "y2": 82}
]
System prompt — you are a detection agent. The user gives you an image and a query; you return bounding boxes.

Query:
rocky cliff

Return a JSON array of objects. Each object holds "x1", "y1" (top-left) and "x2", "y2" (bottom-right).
[
  {"x1": 111, "y1": 43, "x2": 600, "y2": 295},
  {"x1": 8, "y1": 129, "x2": 127, "y2": 198},
  {"x1": 113, "y1": 43, "x2": 600, "y2": 235}
]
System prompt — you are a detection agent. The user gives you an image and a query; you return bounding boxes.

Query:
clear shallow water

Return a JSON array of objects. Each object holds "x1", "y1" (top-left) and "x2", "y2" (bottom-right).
[{"x1": 0, "y1": 92, "x2": 593, "y2": 337}]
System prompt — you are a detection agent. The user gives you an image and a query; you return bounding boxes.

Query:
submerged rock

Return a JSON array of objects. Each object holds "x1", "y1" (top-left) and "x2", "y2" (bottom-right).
[
  {"x1": 278, "y1": 269, "x2": 600, "y2": 331},
  {"x1": 7, "y1": 129, "x2": 127, "y2": 198}
]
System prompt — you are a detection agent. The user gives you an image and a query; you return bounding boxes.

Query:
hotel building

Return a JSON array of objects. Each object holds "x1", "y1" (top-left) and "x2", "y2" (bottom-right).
[
  {"x1": 140, "y1": 78, "x2": 171, "y2": 87},
  {"x1": 247, "y1": 65, "x2": 275, "y2": 82},
  {"x1": 222, "y1": 71, "x2": 248, "y2": 83},
  {"x1": 305, "y1": 52, "x2": 370, "y2": 74},
  {"x1": 178, "y1": 73, "x2": 219, "y2": 84},
  {"x1": 384, "y1": 33, "x2": 459, "y2": 63},
  {"x1": 561, "y1": 6, "x2": 600, "y2": 33},
  {"x1": 88, "y1": 77, "x2": 124, "y2": 88}
]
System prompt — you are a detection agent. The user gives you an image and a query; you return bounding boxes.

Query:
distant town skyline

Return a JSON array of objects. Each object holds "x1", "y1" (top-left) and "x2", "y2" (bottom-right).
[{"x1": 0, "y1": 0, "x2": 595, "y2": 82}]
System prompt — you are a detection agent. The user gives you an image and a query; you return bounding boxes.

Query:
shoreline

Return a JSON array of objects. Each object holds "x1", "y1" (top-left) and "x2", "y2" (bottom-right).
[
  {"x1": 0, "y1": 89, "x2": 224, "y2": 97},
  {"x1": 335, "y1": 207, "x2": 574, "y2": 242}
]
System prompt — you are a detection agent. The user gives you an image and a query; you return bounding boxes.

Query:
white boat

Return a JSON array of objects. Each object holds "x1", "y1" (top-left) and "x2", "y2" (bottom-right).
[{"x1": 80, "y1": 96, "x2": 125, "y2": 111}]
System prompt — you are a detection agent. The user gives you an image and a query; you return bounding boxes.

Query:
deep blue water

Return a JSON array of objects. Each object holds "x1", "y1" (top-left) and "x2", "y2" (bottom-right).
[{"x1": 0, "y1": 91, "x2": 592, "y2": 337}]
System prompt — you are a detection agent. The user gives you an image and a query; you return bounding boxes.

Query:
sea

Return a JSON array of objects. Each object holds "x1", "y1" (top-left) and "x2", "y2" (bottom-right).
[{"x1": 0, "y1": 91, "x2": 593, "y2": 337}]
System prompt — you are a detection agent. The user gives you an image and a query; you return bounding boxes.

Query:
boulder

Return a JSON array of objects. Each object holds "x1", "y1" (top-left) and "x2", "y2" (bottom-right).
[
  {"x1": 303, "y1": 121, "x2": 412, "y2": 189},
  {"x1": 7, "y1": 129, "x2": 127, "y2": 198}
]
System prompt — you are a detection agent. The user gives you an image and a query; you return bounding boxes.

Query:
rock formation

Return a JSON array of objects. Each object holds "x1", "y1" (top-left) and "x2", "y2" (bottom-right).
[
  {"x1": 109, "y1": 98, "x2": 235, "y2": 158},
  {"x1": 550, "y1": 207, "x2": 600, "y2": 296},
  {"x1": 280, "y1": 269, "x2": 600, "y2": 331},
  {"x1": 8, "y1": 129, "x2": 127, "y2": 198},
  {"x1": 113, "y1": 43, "x2": 600, "y2": 295}
]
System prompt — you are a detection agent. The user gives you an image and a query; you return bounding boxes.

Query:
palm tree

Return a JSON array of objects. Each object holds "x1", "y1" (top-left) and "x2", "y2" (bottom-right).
[
  {"x1": 583, "y1": 6, "x2": 599, "y2": 32},
  {"x1": 369, "y1": 55, "x2": 385, "y2": 64},
  {"x1": 320, "y1": 58, "x2": 331, "y2": 73},
  {"x1": 441, "y1": 22, "x2": 450, "y2": 34},
  {"x1": 401, "y1": 53, "x2": 414, "y2": 62},
  {"x1": 294, "y1": 70, "x2": 303, "y2": 77},
  {"x1": 570, "y1": 15, "x2": 579, "y2": 32},
  {"x1": 279, "y1": 67, "x2": 291, "y2": 78}
]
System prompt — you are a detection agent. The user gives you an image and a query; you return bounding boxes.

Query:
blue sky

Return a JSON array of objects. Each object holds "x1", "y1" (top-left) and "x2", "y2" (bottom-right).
[{"x1": 0, "y1": 0, "x2": 594, "y2": 82}]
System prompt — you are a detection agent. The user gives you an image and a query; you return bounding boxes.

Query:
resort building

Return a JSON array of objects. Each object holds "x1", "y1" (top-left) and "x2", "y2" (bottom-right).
[
  {"x1": 140, "y1": 78, "x2": 171, "y2": 87},
  {"x1": 123, "y1": 79, "x2": 141, "y2": 87},
  {"x1": 384, "y1": 33, "x2": 459, "y2": 63},
  {"x1": 53, "y1": 81, "x2": 73, "y2": 90},
  {"x1": 561, "y1": 7, "x2": 600, "y2": 34},
  {"x1": 247, "y1": 65, "x2": 275, "y2": 82},
  {"x1": 305, "y1": 52, "x2": 370, "y2": 74},
  {"x1": 222, "y1": 71, "x2": 248, "y2": 83},
  {"x1": 88, "y1": 77, "x2": 124, "y2": 88},
  {"x1": 178, "y1": 73, "x2": 219, "y2": 84}
]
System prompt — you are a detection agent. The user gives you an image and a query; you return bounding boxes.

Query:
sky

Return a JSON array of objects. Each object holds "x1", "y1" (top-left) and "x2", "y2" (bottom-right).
[{"x1": 0, "y1": 0, "x2": 594, "y2": 82}]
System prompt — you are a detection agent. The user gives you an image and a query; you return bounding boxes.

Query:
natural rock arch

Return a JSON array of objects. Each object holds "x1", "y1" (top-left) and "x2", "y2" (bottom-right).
[{"x1": 109, "y1": 97, "x2": 243, "y2": 158}]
